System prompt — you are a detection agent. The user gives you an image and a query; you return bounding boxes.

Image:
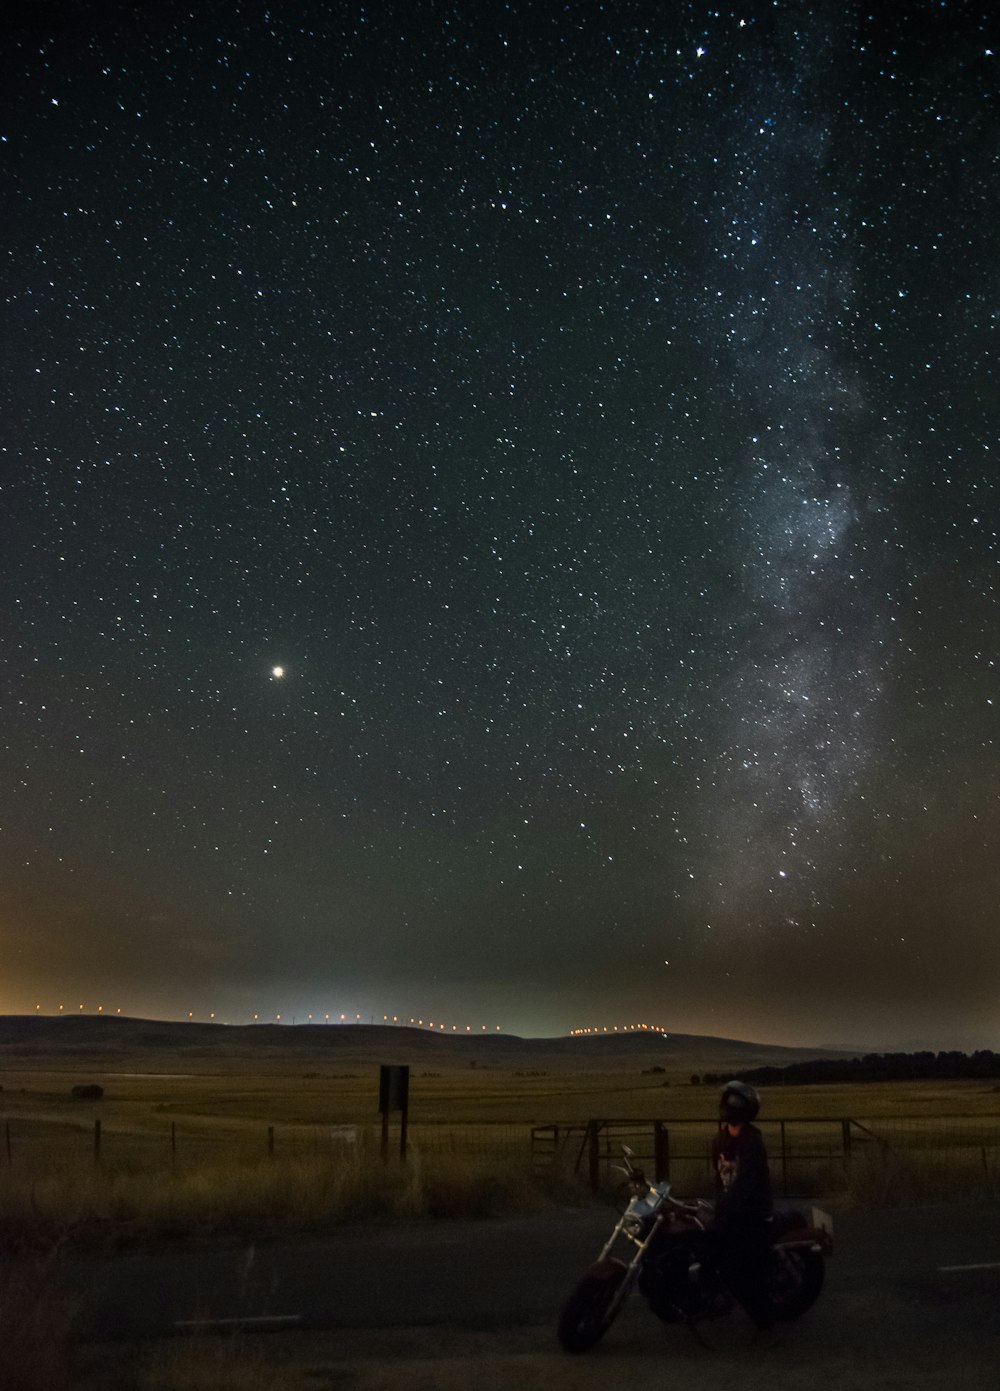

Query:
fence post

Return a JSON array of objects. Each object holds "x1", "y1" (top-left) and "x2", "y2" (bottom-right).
[
  {"x1": 5, "y1": 1120, "x2": 11, "y2": 1166},
  {"x1": 780, "y1": 1120, "x2": 788, "y2": 1195},
  {"x1": 841, "y1": 1119, "x2": 852, "y2": 1173},
  {"x1": 267, "y1": 1125, "x2": 275, "y2": 1157},
  {"x1": 588, "y1": 1121, "x2": 601, "y2": 1192},
  {"x1": 653, "y1": 1121, "x2": 669, "y2": 1182},
  {"x1": 94, "y1": 1118, "x2": 102, "y2": 1166},
  {"x1": 171, "y1": 1121, "x2": 177, "y2": 1160}
]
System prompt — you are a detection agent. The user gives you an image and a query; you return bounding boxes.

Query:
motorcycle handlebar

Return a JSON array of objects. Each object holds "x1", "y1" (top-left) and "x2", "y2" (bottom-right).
[
  {"x1": 661, "y1": 1192, "x2": 703, "y2": 1217},
  {"x1": 617, "y1": 1151, "x2": 707, "y2": 1219}
]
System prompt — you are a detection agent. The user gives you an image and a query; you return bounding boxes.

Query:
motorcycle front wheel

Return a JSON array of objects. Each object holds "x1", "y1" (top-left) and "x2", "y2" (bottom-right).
[
  {"x1": 767, "y1": 1246, "x2": 825, "y2": 1321},
  {"x1": 556, "y1": 1258, "x2": 630, "y2": 1352}
]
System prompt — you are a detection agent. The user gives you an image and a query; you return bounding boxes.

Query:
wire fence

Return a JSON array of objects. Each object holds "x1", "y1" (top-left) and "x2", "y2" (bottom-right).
[
  {"x1": 530, "y1": 1115, "x2": 1000, "y2": 1195},
  {"x1": 0, "y1": 1115, "x2": 531, "y2": 1174},
  {"x1": 2, "y1": 1112, "x2": 998, "y2": 1190}
]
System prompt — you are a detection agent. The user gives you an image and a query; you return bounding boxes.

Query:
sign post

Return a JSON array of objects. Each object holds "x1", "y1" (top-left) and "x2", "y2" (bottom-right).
[{"x1": 378, "y1": 1064, "x2": 410, "y2": 1162}]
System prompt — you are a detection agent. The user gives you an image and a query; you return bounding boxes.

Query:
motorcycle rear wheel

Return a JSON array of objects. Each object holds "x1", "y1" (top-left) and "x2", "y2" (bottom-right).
[
  {"x1": 767, "y1": 1247, "x2": 825, "y2": 1321},
  {"x1": 557, "y1": 1258, "x2": 629, "y2": 1352}
]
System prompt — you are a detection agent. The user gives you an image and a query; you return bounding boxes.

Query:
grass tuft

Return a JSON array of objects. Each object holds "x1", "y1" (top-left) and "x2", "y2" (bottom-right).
[
  {"x1": 0, "y1": 1137, "x2": 583, "y2": 1251},
  {"x1": 844, "y1": 1145, "x2": 1000, "y2": 1206}
]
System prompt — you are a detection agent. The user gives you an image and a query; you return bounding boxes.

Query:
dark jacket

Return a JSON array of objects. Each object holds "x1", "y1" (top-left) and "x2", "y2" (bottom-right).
[{"x1": 711, "y1": 1122, "x2": 773, "y2": 1226}]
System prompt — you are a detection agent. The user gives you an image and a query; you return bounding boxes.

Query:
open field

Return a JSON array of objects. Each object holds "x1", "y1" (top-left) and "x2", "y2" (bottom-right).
[
  {"x1": 3, "y1": 1038, "x2": 1000, "y2": 1182},
  {"x1": 2, "y1": 1018, "x2": 999, "y2": 1161},
  {"x1": 1, "y1": 1017, "x2": 998, "y2": 1251},
  {"x1": 2, "y1": 1026, "x2": 999, "y2": 1134}
]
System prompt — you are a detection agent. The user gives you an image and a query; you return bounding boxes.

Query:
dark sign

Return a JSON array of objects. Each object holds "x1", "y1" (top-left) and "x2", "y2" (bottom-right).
[
  {"x1": 378, "y1": 1064, "x2": 410, "y2": 1162},
  {"x1": 378, "y1": 1064, "x2": 410, "y2": 1114}
]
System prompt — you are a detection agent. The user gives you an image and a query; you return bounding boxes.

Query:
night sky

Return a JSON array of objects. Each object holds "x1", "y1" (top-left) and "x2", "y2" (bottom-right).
[{"x1": 3, "y1": 1, "x2": 998, "y2": 1046}]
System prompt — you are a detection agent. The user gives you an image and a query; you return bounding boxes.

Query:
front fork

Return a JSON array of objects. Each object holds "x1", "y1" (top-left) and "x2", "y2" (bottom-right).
[{"x1": 595, "y1": 1208, "x2": 669, "y2": 1313}]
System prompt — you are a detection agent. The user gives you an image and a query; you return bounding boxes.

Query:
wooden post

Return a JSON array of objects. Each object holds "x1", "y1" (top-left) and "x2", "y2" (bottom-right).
[
  {"x1": 94, "y1": 1118, "x2": 102, "y2": 1166},
  {"x1": 588, "y1": 1121, "x2": 601, "y2": 1192},
  {"x1": 5, "y1": 1120, "x2": 11, "y2": 1166},
  {"x1": 380, "y1": 1111, "x2": 389, "y2": 1163},
  {"x1": 841, "y1": 1119, "x2": 852, "y2": 1172},
  {"x1": 780, "y1": 1119, "x2": 788, "y2": 1195},
  {"x1": 171, "y1": 1121, "x2": 177, "y2": 1159},
  {"x1": 653, "y1": 1121, "x2": 669, "y2": 1182},
  {"x1": 267, "y1": 1125, "x2": 275, "y2": 1157}
]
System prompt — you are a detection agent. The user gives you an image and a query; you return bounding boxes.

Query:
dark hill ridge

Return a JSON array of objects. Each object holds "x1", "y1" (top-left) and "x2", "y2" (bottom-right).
[{"x1": 0, "y1": 1015, "x2": 853, "y2": 1071}]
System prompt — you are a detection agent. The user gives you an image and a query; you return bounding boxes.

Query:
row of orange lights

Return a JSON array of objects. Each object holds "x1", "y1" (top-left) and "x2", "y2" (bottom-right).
[
  {"x1": 570, "y1": 1024, "x2": 669, "y2": 1035},
  {"x1": 388, "y1": 1017, "x2": 501, "y2": 1032},
  {"x1": 253, "y1": 1015, "x2": 501, "y2": 1031},
  {"x1": 42, "y1": 1004, "x2": 122, "y2": 1015},
  {"x1": 39, "y1": 1004, "x2": 229, "y2": 1020},
  {"x1": 254, "y1": 1013, "x2": 364, "y2": 1023},
  {"x1": 34, "y1": 1004, "x2": 501, "y2": 1031}
]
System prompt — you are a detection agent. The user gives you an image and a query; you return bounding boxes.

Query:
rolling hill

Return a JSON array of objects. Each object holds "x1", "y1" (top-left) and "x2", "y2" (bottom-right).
[{"x1": 0, "y1": 1014, "x2": 854, "y2": 1072}]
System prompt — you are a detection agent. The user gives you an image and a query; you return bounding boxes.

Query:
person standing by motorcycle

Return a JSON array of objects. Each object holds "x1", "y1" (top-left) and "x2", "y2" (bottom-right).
[{"x1": 710, "y1": 1080, "x2": 776, "y2": 1340}]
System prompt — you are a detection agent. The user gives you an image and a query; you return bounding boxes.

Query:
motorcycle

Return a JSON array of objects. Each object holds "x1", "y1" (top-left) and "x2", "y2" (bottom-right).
[{"x1": 557, "y1": 1147, "x2": 832, "y2": 1352}]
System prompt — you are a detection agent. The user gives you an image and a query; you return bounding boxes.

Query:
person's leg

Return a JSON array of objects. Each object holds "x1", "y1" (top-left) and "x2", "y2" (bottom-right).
[{"x1": 717, "y1": 1224, "x2": 773, "y2": 1330}]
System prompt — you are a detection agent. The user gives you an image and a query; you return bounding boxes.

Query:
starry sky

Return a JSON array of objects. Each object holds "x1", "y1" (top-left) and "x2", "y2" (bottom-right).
[{"x1": 3, "y1": 1, "x2": 998, "y2": 1047}]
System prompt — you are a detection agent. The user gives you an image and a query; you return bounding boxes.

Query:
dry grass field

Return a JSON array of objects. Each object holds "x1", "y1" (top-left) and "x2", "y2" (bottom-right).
[
  {"x1": 1, "y1": 1020, "x2": 998, "y2": 1243},
  {"x1": 2, "y1": 1021, "x2": 999, "y2": 1151},
  {"x1": 3, "y1": 1048, "x2": 998, "y2": 1181}
]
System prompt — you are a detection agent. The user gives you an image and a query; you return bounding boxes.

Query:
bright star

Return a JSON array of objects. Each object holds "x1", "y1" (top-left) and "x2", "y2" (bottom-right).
[{"x1": 271, "y1": 666, "x2": 285, "y2": 679}]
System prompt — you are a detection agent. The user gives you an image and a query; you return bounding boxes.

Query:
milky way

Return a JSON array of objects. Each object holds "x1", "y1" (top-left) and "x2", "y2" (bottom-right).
[
  {"x1": 3, "y1": 2, "x2": 998, "y2": 1045},
  {"x1": 684, "y1": 15, "x2": 894, "y2": 923}
]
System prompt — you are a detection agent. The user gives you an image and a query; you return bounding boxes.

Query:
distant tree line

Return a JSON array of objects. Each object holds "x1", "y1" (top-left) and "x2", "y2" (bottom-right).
[{"x1": 692, "y1": 1050, "x2": 1000, "y2": 1088}]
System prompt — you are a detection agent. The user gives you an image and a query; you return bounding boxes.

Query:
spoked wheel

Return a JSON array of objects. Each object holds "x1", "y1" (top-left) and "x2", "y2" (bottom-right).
[
  {"x1": 556, "y1": 1258, "x2": 630, "y2": 1352},
  {"x1": 767, "y1": 1246, "x2": 825, "y2": 1321}
]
